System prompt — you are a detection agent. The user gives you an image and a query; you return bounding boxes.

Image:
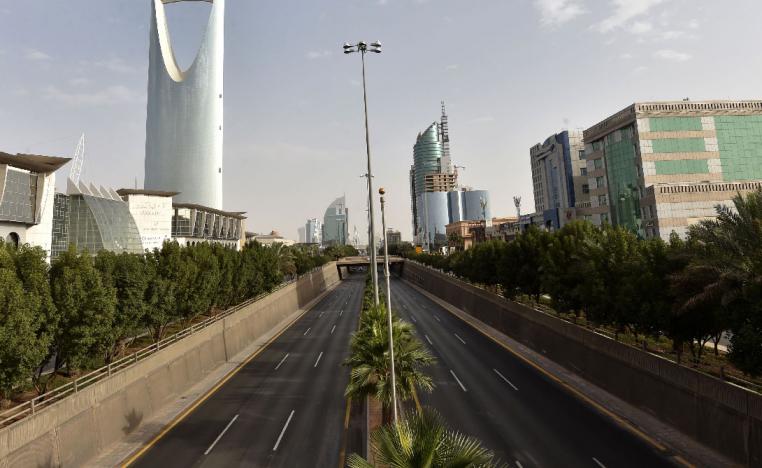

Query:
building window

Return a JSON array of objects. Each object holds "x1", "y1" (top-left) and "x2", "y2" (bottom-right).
[
  {"x1": 594, "y1": 159, "x2": 604, "y2": 170},
  {"x1": 598, "y1": 195, "x2": 608, "y2": 206},
  {"x1": 601, "y1": 213, "x2": 610, "y2": 223},
  {"x1": 579, "y1": 150, "x2": 586, "y2": 160},
  {"x1": 582, "y1": 184, "x2": 590, "y2": 194},
  {"x1": 596, "y1": 176, "x2": 605, "y2": 188},
  {"x1": 580, "y1": 167, "x2": 588, "y2": 176}
]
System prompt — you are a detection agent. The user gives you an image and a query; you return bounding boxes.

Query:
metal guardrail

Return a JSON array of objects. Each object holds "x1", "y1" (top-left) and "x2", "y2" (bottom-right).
[{"x1": 0, "y1": 266, "x2": 326, "y2": 430}]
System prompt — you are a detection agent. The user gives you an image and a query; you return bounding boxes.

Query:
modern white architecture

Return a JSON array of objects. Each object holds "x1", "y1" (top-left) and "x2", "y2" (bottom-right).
[
  {"x1": 144, "y1": 0, "x2": 225, "y2": 209},
  {"x1": 0, "y1": 153, "x2": 69, "y2": 260}
]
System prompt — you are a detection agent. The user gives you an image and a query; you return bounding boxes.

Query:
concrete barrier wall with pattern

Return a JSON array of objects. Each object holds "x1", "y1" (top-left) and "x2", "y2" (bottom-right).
[
  {"x1": 0, "y1": 263, "x2": 340, "y2": 468},
  {"x1": 401, "y1": 260, "x2": 762, "y2": 466}
]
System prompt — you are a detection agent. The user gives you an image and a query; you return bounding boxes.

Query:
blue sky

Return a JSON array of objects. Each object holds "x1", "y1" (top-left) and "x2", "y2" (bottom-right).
[{"x1": 1, "y1": 0, "x2": 761, "y2": 241}]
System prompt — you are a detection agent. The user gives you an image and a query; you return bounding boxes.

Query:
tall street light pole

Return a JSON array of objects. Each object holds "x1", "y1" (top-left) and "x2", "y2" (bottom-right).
[
  {"x1": 344, "y1": 40, "x2": 381, "y2": 306},
  {"x1": 379, "y1": 187, "x2": 398, "y2": 424}
]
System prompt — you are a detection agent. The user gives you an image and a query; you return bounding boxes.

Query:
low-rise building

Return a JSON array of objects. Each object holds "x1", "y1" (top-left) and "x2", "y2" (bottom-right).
[
  {"x1": 118, "y1": 189, "x2": 177, "y2": 251},
  {"x1": 0, "y1": 152, "x2": 69, "y2": 260},
  {"x1": 52, "y1": 180, "x2": 144, "y2": 259},
  {"x1": 171, "y1": 203, "x2": 246, "y2": 249}
]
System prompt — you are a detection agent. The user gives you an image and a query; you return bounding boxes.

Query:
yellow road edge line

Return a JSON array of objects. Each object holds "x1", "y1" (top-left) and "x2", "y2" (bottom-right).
[
  {"x1": 403, "y1": 280, "x2": 694, "y2": 467},
  {"x1": 122, "y1": 284, "x2": 339, "y2": 467},
  {"x1": 337, "y1": 398, "x2": 352, "y2": 468}
]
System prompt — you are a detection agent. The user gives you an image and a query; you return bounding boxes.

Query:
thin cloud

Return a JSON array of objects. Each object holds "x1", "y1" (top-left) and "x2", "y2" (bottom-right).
[
  {"x1": 653, "y1": 49, "x2": 691, "y2": 62},
  {"x1": 25, "y1": 49, "x2": 51, "y2": 61},
  {"x1": 468, "y1": 116, "x2": 496, "y2": 124},
  {"x1": 629, "y1": 21, "x2": 653, "y2": 34},
  {"x1": 445, "y1": 64, "x2": 459, "y2": 71},
  {"x1": 306, "y1": 50, "x2": 332, "y2": 60},
  {"x1": 534, "y1": 0, "x2": 586, "y2": 27},
  {"x1": 88, "y1": 57, "x2": 139, "y2": 74},
  {"x1": 596, "y1": 0, "x2": 667, "y2": 32},
  {"x1": 43, "y1": 85, "x2": 142, "y2": 106}
]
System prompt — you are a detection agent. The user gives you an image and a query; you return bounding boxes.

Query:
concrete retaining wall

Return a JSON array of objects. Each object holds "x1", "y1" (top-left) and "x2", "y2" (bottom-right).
[
  {"x1": 402, "y1": 260, "x2": 762, "y2": 466},
  {"x1": 0, "y1": 263, "x2": 340, "y2": 468}
]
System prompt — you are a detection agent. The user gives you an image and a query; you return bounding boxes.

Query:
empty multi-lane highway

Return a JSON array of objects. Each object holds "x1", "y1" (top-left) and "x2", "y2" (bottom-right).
[
  {"x1": 390, "y1": 278, "x2": 674, "y2": 468},
  {"x1": 128, "y1": 274, "x2": 363, "y2": 468},
  {"x1": 127, "y1": 272, "x2": 678, "y2": 468}
]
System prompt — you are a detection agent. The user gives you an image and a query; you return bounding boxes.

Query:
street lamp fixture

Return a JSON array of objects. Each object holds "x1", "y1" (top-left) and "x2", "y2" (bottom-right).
[
  {"x1": 343, "y1": 40, "x2": 382, "y2": 306},
  {"x1": 379, "y1": 187, "x2": 398, "y2": 425}
]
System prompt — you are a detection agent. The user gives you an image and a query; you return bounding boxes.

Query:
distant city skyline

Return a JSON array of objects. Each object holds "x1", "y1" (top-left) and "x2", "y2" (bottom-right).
[{"x1": 2, "y1": 1, "x2": 761, "y2": 241}]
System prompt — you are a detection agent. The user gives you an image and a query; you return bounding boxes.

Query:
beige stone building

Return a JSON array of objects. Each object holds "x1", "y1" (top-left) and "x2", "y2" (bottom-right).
[{"x1": 583, "y1": 100, "x2": 762, "y2": 239}]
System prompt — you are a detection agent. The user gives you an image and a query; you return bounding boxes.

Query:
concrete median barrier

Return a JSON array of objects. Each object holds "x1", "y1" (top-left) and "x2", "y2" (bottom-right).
[
  {"x1": 0, "y1": 263, "x2": 340, "y2": 468},
  {"x1": 401, "y1": 260, "x2": 762, "y2": 466}
]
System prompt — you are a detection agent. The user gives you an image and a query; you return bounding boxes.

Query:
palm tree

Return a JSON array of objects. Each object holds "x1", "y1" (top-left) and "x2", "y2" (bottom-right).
[
  {"x1": 344, "y1": 304, "x2": 435, "y2": 423},
  {"x1": 676, "y1": 189, "x2": 762, "y2": 374},
  {"x1": 347, "y1": 407, "x2": 505, "y2": 468}
]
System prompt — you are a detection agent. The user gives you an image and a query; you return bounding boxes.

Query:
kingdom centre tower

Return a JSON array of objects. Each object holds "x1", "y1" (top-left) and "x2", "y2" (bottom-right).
[{"x1": 145, "y1": 0, "x2": 224, "y2": 209}]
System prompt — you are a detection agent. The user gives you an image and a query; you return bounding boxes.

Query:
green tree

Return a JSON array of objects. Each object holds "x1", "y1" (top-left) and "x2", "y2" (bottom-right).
[
  {"x1": 95, "y1": 251, "x2": 152, "y2": 362},
  {"x1": 212, "y1": 244, "x2": 240, "y2": 309},
  {"x1": 344, "y1": 303, "x2": 435, "y2": 423},
  {"x1": 143, "y1": 246, "x2": 179, "y2": 341},
  {"x1": 498, "y1": 226, "x2": 550, "y2": 301},
  {"x1": 676, "y1": 190, "x2": 762, "y2": 373},
  {"x1": 50, "y1": 246, "x2": 116, "y2": 373},
  {"x1": 176, "y1": 243, "x2": 220, "y2": 324},
  {"x1": 0, "y1": 247, "x2": 48, "y2": 401},
  {"x1": 5, "y1": 243, "x2": 58, "y2": 393},
  {"x1": 578, "y1": 226, "x2": 640, "y2": 335},
  {"x1": 541, "y1": 221, "x2": 597, "y2": 318},
  {"x1": 347, "y1": 407, "x2": 504, "y2": 468}
]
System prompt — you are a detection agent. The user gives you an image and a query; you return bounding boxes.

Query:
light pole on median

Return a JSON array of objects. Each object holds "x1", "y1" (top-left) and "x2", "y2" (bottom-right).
[
  {"x1": 379, "y1": 187, "x2": 398, "y2": 424},
  {"x1": 344, "y1": 40, "x2": 381, "y2": 306}
]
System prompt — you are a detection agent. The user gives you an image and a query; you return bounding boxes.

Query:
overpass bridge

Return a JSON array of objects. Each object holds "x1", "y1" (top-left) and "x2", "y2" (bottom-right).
[{"x1": 335, "y1": 256, "x2": 404, "y2": 279}]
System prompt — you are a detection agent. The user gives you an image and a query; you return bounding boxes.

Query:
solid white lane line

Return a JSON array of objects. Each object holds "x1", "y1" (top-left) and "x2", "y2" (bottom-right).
[
  {"x1": 319, "y1": 311, "x2": 324, "y2": 318},
  {"x1": 411, "y1": 315, "x2": 417, "y2": 323},
  {"x1": 331, "y1": 325, "x2": 337, "y2": 334},
  {"x1": 450, "y1": 369, "x2": 467, "y2": 392},
  {"x1": 204, "y1": 414, "x2": 239, "y2": 455},
  {"x1": 303, "y1": 328, "x2": 311, "y2": 336},
  {"x1": 434, "y1": 315, "x2": 441, "y2": 323},
  {"x1": 275, "y1": 353, "x2": 289, "y2": 370},
  {"x1": 339, "y1": 309, "x2": 344, "y2": 317},
  {"x1": 454, "y1": 333, "x2": 466, "y2": 345},
  {"x1": 592, "y1": 457, "x2": 606, "y2": 468},
  {"x1": 424, "y1": 335, "x2": 433, "y2": 345},
  {"x1": 516, "y1": 461, "x2": 524, "y2": 468},
  {"x1": 493, "y1": 369, "x2": 519, "y2": 391},
  {"x1": 314, "y1": 352, "x2": 324, "y2": 368},
  {"x1": 273, "y1": 410, "x2": 295, "y2": 451}
]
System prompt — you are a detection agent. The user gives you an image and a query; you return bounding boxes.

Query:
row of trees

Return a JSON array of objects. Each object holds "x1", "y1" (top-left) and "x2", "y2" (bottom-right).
[
  {"x1": 0, "y1": 240, "x2": 328, "y2": 402},
  {"x1": 409, "y1": 190, "x2": 762, "y2": 376},
  {"x1": 344, "y1": 274, "x2": 503, "y2": 466}
]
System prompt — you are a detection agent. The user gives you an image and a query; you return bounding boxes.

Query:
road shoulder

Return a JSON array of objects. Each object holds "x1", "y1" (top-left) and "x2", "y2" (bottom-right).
[{"x1": 403, "y1": 279, "x2": 737, "y2": 468}]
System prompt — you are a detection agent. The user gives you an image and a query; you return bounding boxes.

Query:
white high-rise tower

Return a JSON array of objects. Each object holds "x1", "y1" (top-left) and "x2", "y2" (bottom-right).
[{"x1": 145, "y1": 0, "x2": 224, "y2": 209}]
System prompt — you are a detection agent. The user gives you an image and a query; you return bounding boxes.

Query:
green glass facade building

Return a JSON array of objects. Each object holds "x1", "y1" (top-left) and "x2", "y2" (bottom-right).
[{"x1": 583, "y1": 100, "x2": 762, "y2": 239}]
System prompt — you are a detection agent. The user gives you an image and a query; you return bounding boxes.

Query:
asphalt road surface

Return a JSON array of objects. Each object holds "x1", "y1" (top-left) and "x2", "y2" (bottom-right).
[
  {"x1": 129, "y1": 274, "x2": 363, "y2": 468},
  {"x1": 390, "y1": 277, "x2": 676, "y2": 468}
]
